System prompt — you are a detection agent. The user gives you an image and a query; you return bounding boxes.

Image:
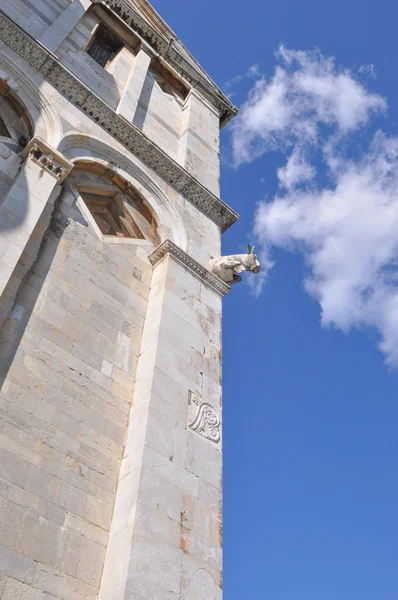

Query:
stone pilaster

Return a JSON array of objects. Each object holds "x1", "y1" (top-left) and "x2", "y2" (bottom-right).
[
  {"x1": 99, "y1": 240, "x2": 227, "y2": 600},
  {"x1": 39, "y1": 0, "x2": 92, "y2": 54},
  {"x1": 116, "y1": 45, "x2": 153, "y2": 123},
  {"x1": 178, "y1": 90, "x2": 221, "y2": 197},
  {"x1": 0, "y1": 137, "x2": 73, "y2": 297}
]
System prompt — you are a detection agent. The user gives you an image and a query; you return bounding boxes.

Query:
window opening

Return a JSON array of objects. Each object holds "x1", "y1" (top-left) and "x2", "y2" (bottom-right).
[
  {"x1": 154, "y1": 76, "x2": 175, "y2": 98},
  {"x1": 87, "y1": 24, "x2": 124, "y2": 68},
  {"x1": 80, "y1": 192, "x2": 145, "y2": 239},
  {"x1": 150, "y1": 59, "x2": 189, "y2": 101},
  {"x1": 71, "y1": 164, "x2": 159, "y2": 245},
  {"x1": 0, "y1": 116, "x2": 10, "y2": 138}
]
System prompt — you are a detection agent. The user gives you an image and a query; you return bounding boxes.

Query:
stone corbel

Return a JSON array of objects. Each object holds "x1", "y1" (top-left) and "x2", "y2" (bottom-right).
[
  {"x1": 149, "y1": 239, "x2": 230, "y2": 297},
  {"x1": 20, "y1": 137, "x2": 74, "y2": 183}
]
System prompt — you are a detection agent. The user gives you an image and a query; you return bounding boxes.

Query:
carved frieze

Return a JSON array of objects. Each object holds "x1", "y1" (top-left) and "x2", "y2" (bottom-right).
[
  {"x1": 188, "y1": 391, "x2": 221, "y2": 446},
  {"x1": 0, "y1": 10, "x2": 239, "y2": 232},
  {"x1": 149, "y1": 239, "x2": 230, "y2": 297}
]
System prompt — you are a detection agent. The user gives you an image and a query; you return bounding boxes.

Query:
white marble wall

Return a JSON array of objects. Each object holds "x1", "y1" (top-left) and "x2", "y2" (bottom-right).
[
  {"x1": 0, "y1": 4, "x2": 227, "y2": 598},
  {"x1": 0, "y1": 0, "x2": 70, "y2": 39},
  {"x1": 1, "y1": 0, "x2": 222, "y2": 191},
  {"x1": 100, "y1": 251, "x2": 223, "y2": 599},
  {"x1": 178, "y1": 91, "x2": 221, "y2": 197},
  {"x1": 56, "y1": 10, "x2": 136, "y2": 110}
]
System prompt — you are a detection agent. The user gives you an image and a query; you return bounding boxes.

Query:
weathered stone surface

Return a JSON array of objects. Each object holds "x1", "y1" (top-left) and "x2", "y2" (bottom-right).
[
  {"x1": 0, "y1": 2, "x2": 230, "y2": 598},
  {"x1": 0, "y1": 545, "x2": 36, "y2": 584}
]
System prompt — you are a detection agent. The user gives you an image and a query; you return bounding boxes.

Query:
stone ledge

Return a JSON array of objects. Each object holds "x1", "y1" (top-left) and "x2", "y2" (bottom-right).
[
  {"x1": 0, "y1": 9, "x2": 239, "y2": 233},
  {"x1": 149, "y1": 240, "x2": 230, "y2": 297}
]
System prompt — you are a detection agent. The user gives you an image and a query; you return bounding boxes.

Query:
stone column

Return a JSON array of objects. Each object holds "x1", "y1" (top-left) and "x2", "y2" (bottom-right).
[
  {"x1": 116, "y1": 45, "x2": 153, "y2": 123},
  {"x1": 0, "y1": 137, "x2": 73, "y2": 297},
  {"x1": 39, "y1": 0, "x2": 92, "y2": 54},
  {"x1": 99, "y1": 240, "x2": 229, "y2": 600},
  {"x1": 178, "y1": 90, "x2": 221, "y2": 197}
]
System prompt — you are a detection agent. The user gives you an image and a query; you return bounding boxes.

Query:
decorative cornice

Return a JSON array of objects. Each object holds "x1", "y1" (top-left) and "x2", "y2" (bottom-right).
[
  {"x1": 91, "y1": 0, "x2": 238, "y2": 123},
  {"x1": 149, "y1": 240, "x2": 230, "y2": 297},
  {"x1": 21, "y1": 137, "x2": 74, "y2": 182},
  {"x1": 94, "y1": 0, "x2": 168, "y2": 55},
  {"x1": 0, "y1": 10, "x2": 239, "y2": 232}
]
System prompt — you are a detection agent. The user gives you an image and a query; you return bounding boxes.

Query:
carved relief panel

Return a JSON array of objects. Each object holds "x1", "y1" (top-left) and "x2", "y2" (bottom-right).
[{"x1": 187, "y1": 391, "x2": 221, "y2": 447}]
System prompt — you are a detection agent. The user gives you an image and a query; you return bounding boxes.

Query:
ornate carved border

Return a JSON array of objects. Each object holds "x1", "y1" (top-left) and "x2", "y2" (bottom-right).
[
  {"x1": 91, "y1": 0, "x2": 237, "y2": 123},
  {"x1": 149, "y1": 240, "x2": 230, "y2": 297},
  {"x1": 0, "y1": 10, "x2": 239, "y2": 232}
]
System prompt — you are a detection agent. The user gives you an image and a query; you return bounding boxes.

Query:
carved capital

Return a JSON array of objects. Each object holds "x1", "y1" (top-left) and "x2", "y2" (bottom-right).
[
  {"x1": 149, "y1": 239, "x2": 230, "y2": 297},
  {"x1": 21, "y1": 137, "x2": 74, "y2": 183}
]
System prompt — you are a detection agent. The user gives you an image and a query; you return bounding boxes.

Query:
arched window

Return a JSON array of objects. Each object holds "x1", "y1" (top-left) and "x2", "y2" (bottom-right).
[
  {"x1": 69, "y1": 162, "x2": 159, "y2": 245},
  {"x1": 0, "y1": 79, "x2": 32, "y2": 151}
]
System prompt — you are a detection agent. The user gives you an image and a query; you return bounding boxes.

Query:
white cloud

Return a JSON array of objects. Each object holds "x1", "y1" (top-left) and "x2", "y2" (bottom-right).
[
  {"x1": 254, "y1": 132, "x2": 398, "y2": 365},
  {"x1": 231, "y1": 45, "x2": 386, "y2": 165},
  {"x1": 247, "y1": 248, "x2": 275, "y2": 298},
  {"x1": 277, "y1": 147, "x2": 315, "y2": 190},
  {"x1": 358, "y1": 63, "x2": 376, "y2": 78},
  {"x1": 247, "y1": 64, "x2": 260, "y2": 78},
  {"x1": 223, "y1": 73, "x2": 244, "y2": 91},
  {"x1": 223, "y1": 63, "x2": 263, "y2": 98},
  {"x1": 231, "y1": 46, "x2": 398, "y2": 366}
]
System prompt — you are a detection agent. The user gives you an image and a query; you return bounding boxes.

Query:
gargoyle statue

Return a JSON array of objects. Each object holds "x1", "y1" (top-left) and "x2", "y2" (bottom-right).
[{"x1": 209, "y1": 245, "x2": 261, "y2": 284}]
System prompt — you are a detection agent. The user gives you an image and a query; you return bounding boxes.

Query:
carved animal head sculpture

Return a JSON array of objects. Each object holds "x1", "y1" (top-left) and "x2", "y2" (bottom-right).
[{"x1": 209, "y1": 245, "x2": 261, "y2": 285}]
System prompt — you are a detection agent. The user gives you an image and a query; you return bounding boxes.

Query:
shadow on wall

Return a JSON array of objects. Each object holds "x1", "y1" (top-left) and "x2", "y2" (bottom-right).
[
  {"x1": 132, "y1": 70, "x2": 154, "y2": 131},
  {"x1": 0, "y1": 79, "x2": 35, "y2": 232},
  {"x1": 0, "y1": 163, "x2": 31, "y2": 233},
  {"x1": 0, "y1": 188, "x2": 70, "y2": 391}
]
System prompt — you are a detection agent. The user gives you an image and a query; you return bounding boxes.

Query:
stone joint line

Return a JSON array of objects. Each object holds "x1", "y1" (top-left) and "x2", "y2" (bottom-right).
[
  {"x1": 0, "y1": 9, "x2": 239, "y2": 232},
  {"x1": 149, "y1": 239, "x2": 230, "y2": 296}
]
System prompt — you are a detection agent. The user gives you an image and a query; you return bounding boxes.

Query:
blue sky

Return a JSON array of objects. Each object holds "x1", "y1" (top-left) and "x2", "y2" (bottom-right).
[{"x1": 153, "y1": 2, "x2": 398, "y2": 598}]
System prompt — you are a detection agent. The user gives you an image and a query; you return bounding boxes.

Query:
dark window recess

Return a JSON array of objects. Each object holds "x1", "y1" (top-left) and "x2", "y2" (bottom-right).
[
  {"x1": 0, "y1": 116, "x2": 10, "y2": 138},
  {"x1": 154, "y1": 76, "x2": 175, "y2": 97},
  {"x1": 87, "y1": 24, "x2": 124, "y2": 67},
  {"x1": 151, "y1": 59, "x2": 189, "y2": 100},
  {"x1": 82, "y1": 192, "x2": 145, "y2": 239}
]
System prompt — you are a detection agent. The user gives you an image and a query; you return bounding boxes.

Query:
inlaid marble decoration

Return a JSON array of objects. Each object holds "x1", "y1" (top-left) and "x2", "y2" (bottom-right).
[
  {"x1": 194, "y1": 568, "x2": 218, "y2": 600},
  {"x1": 188, "y1": 391, "x2": 221, "y2": 445}
]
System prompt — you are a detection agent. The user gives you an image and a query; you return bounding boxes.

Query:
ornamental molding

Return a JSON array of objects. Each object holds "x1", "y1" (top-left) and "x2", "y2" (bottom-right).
[
  {"x1": 188, "y1": 391, "x2": 221, "y2": 446},
  {"x1": 148, "y1": 240, "x2": 230, "y2": 297},
  {"x1": 0, "y1": 10, "x2": 239, "y2": 233},
  {"x1": 91, "y1": 0, "x2": 237, "y2": 123}
]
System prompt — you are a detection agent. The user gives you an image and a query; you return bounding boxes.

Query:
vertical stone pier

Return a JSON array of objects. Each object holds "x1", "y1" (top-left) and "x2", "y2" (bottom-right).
[
  {"x1": 0, "y1": 138, "x2": 73, "y2": 296},
  {"x1": 100, "y1": 240, "x2": 228, "y2": 600}
]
